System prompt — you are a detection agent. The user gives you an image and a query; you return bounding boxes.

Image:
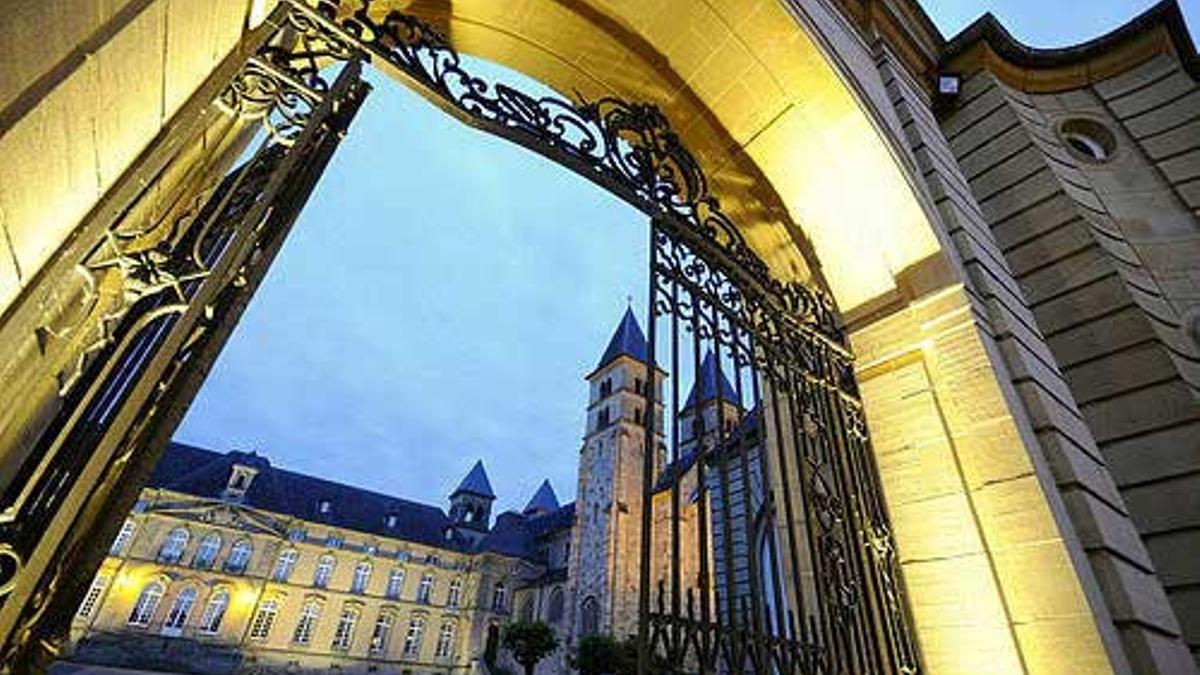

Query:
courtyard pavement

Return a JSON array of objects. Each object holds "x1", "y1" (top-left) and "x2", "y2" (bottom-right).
[{"x1": 51, "y1": 664, "x2": 181, "y2": 675}]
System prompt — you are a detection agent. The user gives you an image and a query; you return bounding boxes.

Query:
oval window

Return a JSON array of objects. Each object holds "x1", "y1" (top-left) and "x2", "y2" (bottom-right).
[{"x1": 1058, "y1": 118, "x2": 1116, "y2": 162}]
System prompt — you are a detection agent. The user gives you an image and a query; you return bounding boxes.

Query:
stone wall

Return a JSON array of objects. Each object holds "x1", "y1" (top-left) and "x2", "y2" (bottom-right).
[{"x1": 939, "y1": 57, "x2": 1200, "y2": 669}]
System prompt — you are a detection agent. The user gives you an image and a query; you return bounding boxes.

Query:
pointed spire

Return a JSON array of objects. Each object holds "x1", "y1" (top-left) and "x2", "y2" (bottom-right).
[
  {"x1": 683, "y1": 351, "x2": 740, "y2": 411},
  {"x1": 594, "y1": 307, "x2": 648, "y2": 373},
  {"x1": 523, "y1": 480, "x2": 560, "y2": 515},
  {"x1": 451, "y1": 460, "x2": 495, "y2": 500}
]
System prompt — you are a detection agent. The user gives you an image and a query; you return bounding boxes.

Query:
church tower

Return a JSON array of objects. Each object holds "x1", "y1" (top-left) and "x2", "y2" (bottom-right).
[
  {"x1": 679, "y1": 350, "x2": 744, "y2": 457},
  {"x1": 448, "y1": 460, "x2": 495, "y2": 545},
  {"x1": 567, "y1": 308, "x2": 665, "y2": 643}
]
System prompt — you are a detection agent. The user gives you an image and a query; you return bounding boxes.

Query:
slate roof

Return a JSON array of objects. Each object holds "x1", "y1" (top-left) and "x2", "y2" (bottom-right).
[
  {"x1": 682, "y1": 351, "x2": 740, "y2": 411},
  {"x1": 150, "y1": 442, "x2": 458, "y2": 549},
  {"x1": 451, "y1": 460, "x2": 496, "y2": 499},
  {"x1": 593, "y1": 307, "x2": 648, "y2": 373},
  {"x1": 476, "y1": 501, "x2": 576, "y2": 563},
  {"x1": 523, "y1": 480, "x2": 560, "y2": 515}
]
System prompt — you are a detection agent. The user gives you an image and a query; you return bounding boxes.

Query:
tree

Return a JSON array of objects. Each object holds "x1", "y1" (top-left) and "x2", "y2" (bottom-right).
[
  {"x1": 573, "y1": 635, "x2": 625, "y2": 675},
  {"x1": 573, "y1": 635, "x2": 669, "y2": 675},
  {"x1": 502, "y1": 621, "x2": 560, "y2": 675}
]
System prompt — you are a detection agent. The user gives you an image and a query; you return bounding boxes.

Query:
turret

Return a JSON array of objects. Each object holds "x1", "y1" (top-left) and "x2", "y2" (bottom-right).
[{"x1": 449, "y1": 460, "x2": 495, "y2": 542}]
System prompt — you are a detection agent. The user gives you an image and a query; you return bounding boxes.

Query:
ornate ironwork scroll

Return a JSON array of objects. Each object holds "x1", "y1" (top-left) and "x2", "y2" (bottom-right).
[{"x1": 287, "y1": 0, "x2": 843, "y2": 347}]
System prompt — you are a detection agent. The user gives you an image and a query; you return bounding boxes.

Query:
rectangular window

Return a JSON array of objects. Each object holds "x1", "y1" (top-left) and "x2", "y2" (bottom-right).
[
  {"x1": 110, "y1": 520, "x2": 136, "y2": 556},
  {"x1": 417, "y1": 575, "x2": 434, "y2": 604},
  {"x1": 292, "y1": 603, "x2": 320, "y2": 644},
  {"x1": 332, "y1": 607, "x2": 358, "y2": 651},
  {"x1": 403, "y1": 617, "x2": 424, "y2": 657},
  {"x1": 435, "y1": 622, "x2": 456, "y2": 658},
  {"x1": 249, "y1": 601, "x2": 278, "y2": 640},
  {"x1": 386, "y1": 569, "x2": 405, "y2": 599},
  {"x1": 77, "y1": 576, "x2": 109, "y2": 618},
  {"x1": 370, "y1": 613, "x2": 394, "y2": 655}
]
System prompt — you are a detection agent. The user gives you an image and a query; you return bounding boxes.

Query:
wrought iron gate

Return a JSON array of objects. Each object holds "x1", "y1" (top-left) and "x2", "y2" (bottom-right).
[
  {"x1": 0, "y1": 1, "x2": 919, "y2": 672},
  {"x1": 639, "y1": 218, "x2": 920, "y2": 675}
]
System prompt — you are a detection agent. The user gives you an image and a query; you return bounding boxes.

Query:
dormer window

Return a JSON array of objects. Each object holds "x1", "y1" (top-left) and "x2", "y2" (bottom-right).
[
  {"x1": 385, "y1": 514, "x2": 398, "y2": 528},
  {"x1": 223, "y1": 465, "x2": 259, "y2": 501},
  {"x1": 318, "y1": 499, "x2": 332, "y2": 515}
]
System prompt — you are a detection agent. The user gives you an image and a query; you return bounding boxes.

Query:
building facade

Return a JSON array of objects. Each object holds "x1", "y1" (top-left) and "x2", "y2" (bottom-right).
[
  {"x1": 64, "y1": 309, "x2": 786, "y2": 675},
  {"x1": 66, "y1": 447, "x2": 549, "y2": 675}
]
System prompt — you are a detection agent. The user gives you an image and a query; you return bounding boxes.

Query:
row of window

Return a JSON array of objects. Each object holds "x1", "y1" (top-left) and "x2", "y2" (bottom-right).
[
  {"x1": 80, "y1": 577, "x2": 230, "y2": 637},
  {"x1": 272, "y1": 553, "x2": 493, "y2": 608},
  {"x1": 111, "y1": 522, "x2": 253, "y2": 573},
  {"x1": 598, "y1": 376, "x2": 647, "y2": 399},
  {"x1": 112, "y1": 520, "x2": 462, "y2": 579},
  {"x1": 248, "y1": 598, "x2": 457, "y2": 657},
  {"x1": 106, "y1": 579, "x2": 459, "y2": 657}
]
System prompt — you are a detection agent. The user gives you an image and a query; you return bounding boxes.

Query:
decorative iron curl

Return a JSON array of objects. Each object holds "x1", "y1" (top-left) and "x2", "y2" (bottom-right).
[
  {"x1": 298, "y1": 0, "x2": 845, "y2": 345},
  {"x1": 218, "y1": 57, "x2": 323, "y2": 146}
]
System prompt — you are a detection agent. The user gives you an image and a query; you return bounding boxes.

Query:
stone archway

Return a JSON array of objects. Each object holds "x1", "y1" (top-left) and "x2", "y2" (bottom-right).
[{"x1": 0, "y1": 1, "x2": 1134, "y2": 673}]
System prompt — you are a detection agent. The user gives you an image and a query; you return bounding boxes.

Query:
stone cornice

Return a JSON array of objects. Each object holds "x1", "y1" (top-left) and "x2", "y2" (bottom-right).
[{"x1": 940, "y1": 0, "x2": 1199, "y2": 91}]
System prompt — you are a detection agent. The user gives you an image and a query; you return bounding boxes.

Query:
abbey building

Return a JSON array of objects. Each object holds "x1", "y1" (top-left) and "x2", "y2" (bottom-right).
[{"x1": 62, "y1": 309, "x2": 734, "y2": 675}]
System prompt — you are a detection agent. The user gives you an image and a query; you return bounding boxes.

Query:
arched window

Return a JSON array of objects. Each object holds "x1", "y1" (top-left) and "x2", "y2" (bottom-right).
[
  {"x1": 369, "y1": 611, "x2": 394, "y2": 655},
  {"x1": 249, "y1": 600, "x2": 278, "y2": 640},
  {"x1": 110, "y1": 519, "x2": 136, "y2": 556},
  {"x1": 546, "y1": 587, "x2": 564, "y2": 623},
  {"x1": 580, "y1": 595, "x2": 599, "y2": 636},
  {"x1": 757, "y1": 516, "x2": 790, "y2": 637},
  {"x1": 386, "y1": 568, "x2": 405, "y2": 599},
  {"x1": 435, "y1": 621, "x2": 456, "y2": 658},
  {"x1": 273, "y1": 549, "x2": 299, "y2": 582},
  {"x1": 128, "y1": 582, "x2": 164, "y2": 627},
  {"x1": 162, "y1": 587, "x2": 198, "y2": 635},
  {"x1": 418, "y1": 574, "x2": 434, "y2": 604},
  {"x1": 491, "y1": 582, "x2": 507, "y2": 612},
  {"x1": 403, "y1": 616, "x2": 425, "y2": 656},
  {"x1": 519, "y1": 596, "x2": 535, "y2": 622},
  {"x1": 158, "y1": 528, "x2": 189, "y2": 564},
  {"x1": 446, "y1": 578, "x2": 462, "y2": 607},
  {"x1": 332, "y1": 605, "x2": 359, "y2": 650},
  {"x1": 192, "y1": 533, "x2": 222, "y2": 569},
  {"x1": 77, "y1": 575, "x2": 109, "y2": 619},
  {"x1": 224, "y1": 540, "x2": 252, "y2": 574},
  {"x1": 198, "y1": 589, "x2": 230, "y2": 633},
  {"x1": 313, "y1": 555, "x2": 335, "y2": 588},
  {"x1": 351, "y1": 561, "x2": 372, "y2": 594},
  {"x1": 292, "y1": 601, "x2": 321, "y2": 644}
]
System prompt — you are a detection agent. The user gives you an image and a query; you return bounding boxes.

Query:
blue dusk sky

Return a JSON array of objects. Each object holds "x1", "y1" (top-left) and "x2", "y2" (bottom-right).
[{"x1": 174, "y1": 1, "x2": 1198, "y2": 515}]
